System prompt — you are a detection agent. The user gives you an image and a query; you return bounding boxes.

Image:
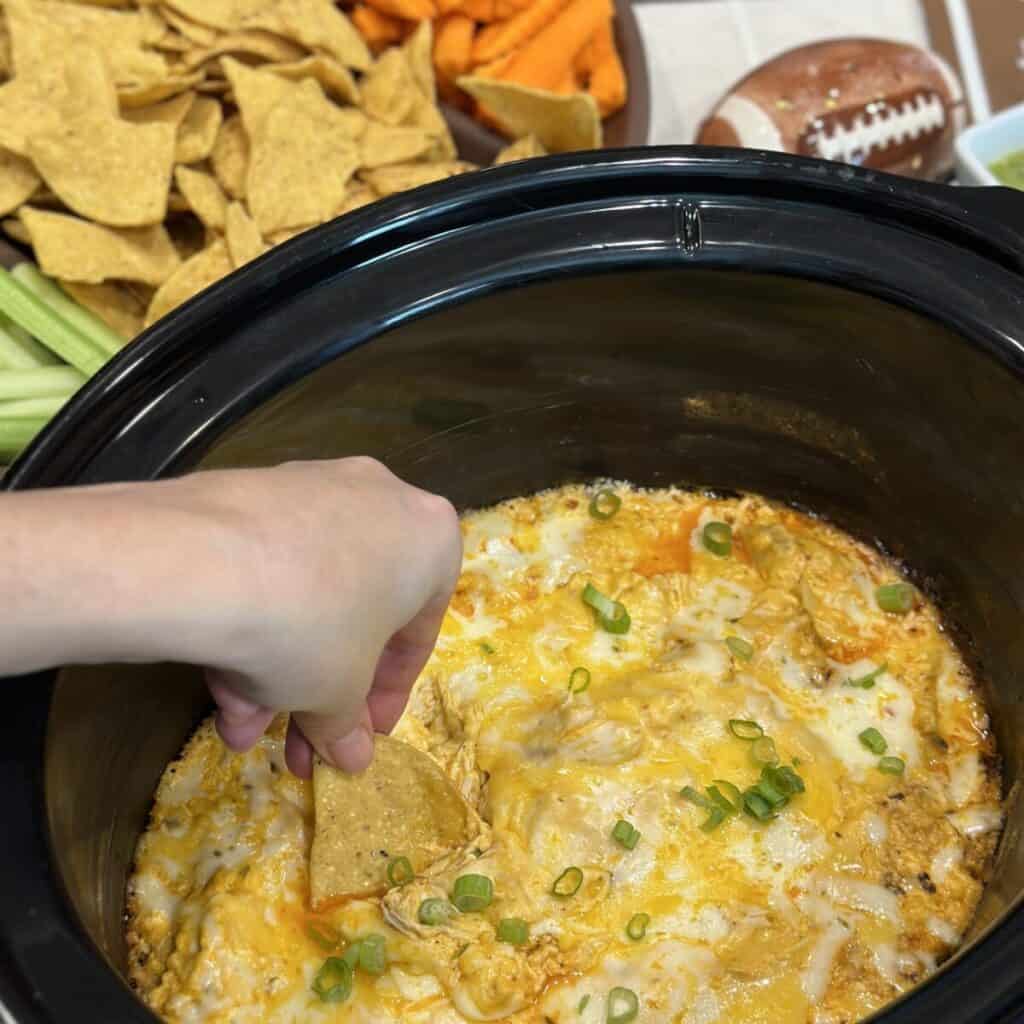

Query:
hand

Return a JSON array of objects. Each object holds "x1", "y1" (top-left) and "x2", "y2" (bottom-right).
[
  {"x1": 195, "y1": 458, "x2": 462, "y2": 777},
  {"x1": 0, "y1": 457, "x2": 462, "y2": 779}
]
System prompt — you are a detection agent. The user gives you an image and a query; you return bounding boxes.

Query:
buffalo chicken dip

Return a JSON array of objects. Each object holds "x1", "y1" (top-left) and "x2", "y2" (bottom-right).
[{"x1": 127, "y1": 484, "x2": 1003, "y2": 1024}]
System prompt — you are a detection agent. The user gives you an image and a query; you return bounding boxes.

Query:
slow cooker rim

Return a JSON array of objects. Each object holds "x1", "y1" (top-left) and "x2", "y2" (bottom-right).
[
  {"x1": 2, "y1": 149, "x2": 1024, "y2": 1023},
  {"x1": 7, "y1": 145, "x2": 1024, "y2": 491}
]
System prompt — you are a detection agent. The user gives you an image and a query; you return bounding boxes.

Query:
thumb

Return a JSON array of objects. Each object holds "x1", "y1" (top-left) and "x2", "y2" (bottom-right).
[{"x1": 291, "y1": 704, "x2": 375, "y2": 774}]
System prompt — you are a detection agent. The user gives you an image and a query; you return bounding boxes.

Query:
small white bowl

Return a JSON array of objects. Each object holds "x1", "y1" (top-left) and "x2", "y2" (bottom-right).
[{"x1": 954, "y1": 100, "x2": 1024, "y2": 187}]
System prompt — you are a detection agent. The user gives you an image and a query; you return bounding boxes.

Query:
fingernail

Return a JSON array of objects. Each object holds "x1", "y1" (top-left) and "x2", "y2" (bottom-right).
[{"x1": 328, "y1": 727, "x2": 374, "y2": 773}]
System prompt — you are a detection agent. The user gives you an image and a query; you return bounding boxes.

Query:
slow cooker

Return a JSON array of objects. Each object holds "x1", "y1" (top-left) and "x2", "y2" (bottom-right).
[{"x1": 2, "y1": 148, "x2": 1024, "y2": 1023}]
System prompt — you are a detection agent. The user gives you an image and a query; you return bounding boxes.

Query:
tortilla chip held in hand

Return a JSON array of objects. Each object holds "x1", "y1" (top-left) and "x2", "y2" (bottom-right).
[{"x1": 310, "y1": 735, "x2": 477, "y2": 909}]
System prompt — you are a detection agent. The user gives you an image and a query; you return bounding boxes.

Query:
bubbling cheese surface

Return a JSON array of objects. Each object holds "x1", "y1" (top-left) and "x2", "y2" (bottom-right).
[{"x1": 127, "y1": 485, "x2": 1002, "y2": 1024}]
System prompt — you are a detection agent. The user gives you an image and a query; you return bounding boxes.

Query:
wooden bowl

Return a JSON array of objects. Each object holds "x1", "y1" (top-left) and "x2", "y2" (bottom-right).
[{"x1": 442, "y1": 0, "x2": 651, "y2": 165}]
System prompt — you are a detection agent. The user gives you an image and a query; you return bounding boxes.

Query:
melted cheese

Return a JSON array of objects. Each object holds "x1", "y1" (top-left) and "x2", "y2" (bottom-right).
[{"x1": 128, "y1": 485, "x2": 1002, "y2": 1024}]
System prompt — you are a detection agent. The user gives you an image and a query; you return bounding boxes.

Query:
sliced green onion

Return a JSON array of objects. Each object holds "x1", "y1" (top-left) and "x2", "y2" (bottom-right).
[
  {"x1": 480, "y1": 641, "x2": 496, "y2": 655},
  {"x1": 680, "y1": 785, "x2": 712, "y2": 809},
  {"x1": 728, "y1": 719, "x2": 764, "y2": 741},
  {"x1": 607, "y1": 986, "x2": 640, "y2": 1023},
  {"x1": 579, "y1": 994, "x2": 591, "y2": 1014},
  {"x1": 700, "y1": 806, "x2": 728, "y2": 832},
  {"x1": 582, "y1": 583, "x2": 631, "y2": 634},
  {"x1": 552, "y1": 866, "x2": 584, "y2": 899},
  {"x1": 876, "y1": 583, "x2": 915, "y2": 614},
  {"x1": 725, "y1": 636, "x2": 754, "y2": 661},
  {"x1": 712, "y1": 780, "x2": 743, "y2": 806},
  {"x1": 753, "y1": 777, "x2": 788, "y2": 810},
  {"x1": 742, "y1": 790, "x2": 775, "y2": 821},
  {"x1": 847, "y1": 663, "x2": 888, "y2": 689},
  {"x1": 418, "y1": 898, "x2": 454, "y2": 926},
  {"x1": 625, "y1": 912, "x2": 650, "y2": 941},
  {"x1": 859, "y1": 727, "x2": 887, "y2": 755},
  {"x1": 496, "y1": 917, "x2": 529, "y2": 946},
  {"x1": 706, "y1": 785, "x2": 737, "y2": 814},
  {"x1": 452, "y1": 874, "x2": 494, "y2": 912},
  {"x1": 387, "y1": 856, "x2": 414, "y2": 887},
  {"x1": 751, "y1": 736, "x2": 780, "y2": 765},
  {"x1": 0, "y1": 267, "x2": 106, "y2": 376},
  {"x1": 306, "y1": 921, "x2": 341, "y2": 950},
  {"x1": 311, "y1": 957, "x2": 353, "y2": 1003},
  {"x1": 611, "y1": 819, "x2": 640, "y2": 850},
  {"x1": 341, "y1": 944, "x2": 362, "y2": 970},
  {"x1": 764, "y1": 765, "x2": 805, "y2": 797},
  {"x1": 702, "y1": 521, "x2": 732, "y2": 556},
  {"x1": 358, "y1": 933, "x2": 387, "y2": 975},
  {"x1": 589, "y1": 489, "x2": 622, "y2": 521},
  {"x1": 569, "y1": 666, "x2": 592, "y2": 694},
  {"x1": 878, "y1": 756, "x2": 906, "y2": 775},
  {"x1": 11, "y1": 263, "x2": 125, "y2": 359}
]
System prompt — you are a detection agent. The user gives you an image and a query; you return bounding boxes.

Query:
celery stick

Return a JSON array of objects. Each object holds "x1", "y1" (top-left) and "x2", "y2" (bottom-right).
[
  {"x1": 0, "y1": 416, "x2": 47, "y2": 458},
  {"x1": 0, "y1": 395, "x2": 68, "y2": 419},
  {"x1": 0, "y1": 367, "x2": 85, "y2": 400},
  {"x1": 0, "y1": 268, "x2": 106, "y2": 376},
  {"x1": 12, "y1": 263, "x2": 125, "y2": 359},
  {"x1": 0, "y1": 313, "x2": 59, "y2": 369}
]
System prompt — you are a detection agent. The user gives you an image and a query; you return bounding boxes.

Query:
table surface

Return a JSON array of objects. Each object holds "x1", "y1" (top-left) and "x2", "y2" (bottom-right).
[{"x1": 633, "y1": 0, "x2": 930, "y2": 146}]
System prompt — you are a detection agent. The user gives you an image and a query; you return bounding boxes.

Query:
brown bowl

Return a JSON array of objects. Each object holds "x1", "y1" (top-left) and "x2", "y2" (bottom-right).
[{"x1": 442, "y1": 0, "x2": 650, "y2": 165}]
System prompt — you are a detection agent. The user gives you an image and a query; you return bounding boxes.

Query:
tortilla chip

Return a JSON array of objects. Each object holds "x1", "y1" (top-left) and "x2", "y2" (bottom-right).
[
  {"x1": 309, "y1": 736, "x2": 477, "y2": 906},
  {"x1": 0, "y1": 38, "x2": 120, "y2": 157},
  {"x1": 221, "y1": 56, "x2": 297, "y2": 139},
  {"x1": 0, "y1": 19, "x2": 11, "y2": 80},
  {"x1": 121, "y1": 91, "x2": 196, "y2": 131},
  {"x1": 153, "y1": 31, "x2": 192, "y2": 54},
  {"x1": 360, "y1": 122, "x2": 433, "y2": 168},
  {"x1": 361, "y1": 49, "x2": 418, "y2": 126},
  {"x1": 28, "y1": 113, "x2": 176, "y2": 228},
  {"x1": 0, "y1": 148, "x2": 40, "y2": 218},
  {"x1": 265, "y1": 225, "x2": 308, "y2": 246},
  {"x1": 160, "y1": 0, "x2": 268, "y2": 32},
  {"x1": 158, "y1": 5, "x2": 219, "y2": 45},
  {"x1": 145, "y1": 236, "x2": 232, "y2": 326},
  {"x1": 210, "y1": 113, "x2": 249, "y2": 200},
  {"x1": 118, "y1": 71, "x2": 206, "y2": 109},
  {"x1": 360, "y1": 160, "x2": 469, "y2": 197},
  {"x1": 224, "y1": 201, "x2": 267, "y2": 268},
  {"x1": 246, "y1": 80, "x2": 359, "y2": 235},
  {"x1": 403, "y1": 20, "x2": 435, "y2": 103},
  {"x1": 403, "y1": 91, "x2": 456, "y2": 158},
  {"x1": 5, "y1": 0, "x2": 168, "y2": 88},
  {"x1": 182, "y1": 30, "x2": 307, "y2": 71},
  {"x1": 268, "y1": 55, "x2": 360, "y2": 106},
  {"x1": 61, "y1": 43, "x2": 121, "y2": 120},
  {"x1": 20, "y1": 207, "x2": 181, "y2": 285},
  {"x1": 60, "y1": 281, "x2": 144, "y2": 341},
  {"x1": 0, "y1": 78, "x2": 61, "y2": 157},
  {"x1": 493, "y1": 134, "x2": 547, "y2": 164},
  {"x1": 2, "y1": 217, "x2": 30, "y2": 246},
  {"x1": 174, "y1": 166, "x2": 228, "y2": 231},
  {"x1": 337, "y1": 185, "x2": 376, "y2": 216},
  {"x1": 457, "y1": 76, "x2": 602, "y2": 153},
  {"x1": 240, "y1": 0, "x2": 371, "y2": 72},
  {"x1": 175, "y1": 96, "x2": 222, "y2": 163}
]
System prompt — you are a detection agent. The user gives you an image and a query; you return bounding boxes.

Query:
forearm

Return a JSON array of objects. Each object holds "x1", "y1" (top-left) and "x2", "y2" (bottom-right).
[{"x1": 0, "y1": 476, "x2": 252, "y2": 674}]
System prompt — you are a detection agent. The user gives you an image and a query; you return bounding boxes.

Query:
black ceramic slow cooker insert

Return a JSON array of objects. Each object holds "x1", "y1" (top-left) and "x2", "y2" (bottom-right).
[{"x1": 3, "y1": 148, "x2": 1024, "y2": 1023}]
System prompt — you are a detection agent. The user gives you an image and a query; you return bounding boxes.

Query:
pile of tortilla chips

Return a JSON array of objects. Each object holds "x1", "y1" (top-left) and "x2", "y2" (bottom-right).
[
  {"x1": 0, "y1": 0, "x2": 557, "y2": 339},
  {"x1": 352, "y1": 0, "x2": 626, "y2": 147}
]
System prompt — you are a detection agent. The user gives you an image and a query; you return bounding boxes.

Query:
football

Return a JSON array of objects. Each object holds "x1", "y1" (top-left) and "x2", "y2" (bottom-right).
[{"x1": 696, "y1": 38, "x2": 966, "y2": 181}]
